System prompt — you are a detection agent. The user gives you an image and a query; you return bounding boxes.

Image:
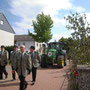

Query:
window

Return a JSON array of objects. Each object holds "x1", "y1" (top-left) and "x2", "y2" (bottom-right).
[
  {"x1": 40, "y1": 44, "x2": 42, "y2": 47},
  {"x1": 0, "y1": 20, "x2": 4, "y2": 25},
  {"x1": 23, "y1": 43, "x2": 25, "y2": 45},
  {"x1": 18, "y1": 43, "x2": 20, "y2": 46},
  {"x1": 37, "y1": 43, "x2": 38, "y2": 47}
]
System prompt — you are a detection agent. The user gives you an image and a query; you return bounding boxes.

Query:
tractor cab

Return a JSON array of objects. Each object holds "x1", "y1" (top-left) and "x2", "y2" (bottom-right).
[
  {"x1": 47, "y1": 42, "x2": 64, "y2": 56},
  {"x1": 40, "y1": 42, "x2": 67, "y2": 68}
]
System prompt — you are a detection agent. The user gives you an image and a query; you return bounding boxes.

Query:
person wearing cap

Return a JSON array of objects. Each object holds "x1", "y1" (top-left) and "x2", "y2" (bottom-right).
[
  {"x1": 0, "y1": 45, "x2": 9, "y2": 80},
  {"x1": 10, "y1": 45, "x2": 19, "y2": 80},
  {"x1": 29, "y1": 46, "x2": 40, "y2": 85},
  {"x1": 15, "y1": 45, "x2": 32, "y2": 90}
]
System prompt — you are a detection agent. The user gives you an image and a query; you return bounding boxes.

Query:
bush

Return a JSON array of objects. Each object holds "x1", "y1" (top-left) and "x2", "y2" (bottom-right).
[
  {"x1": 65, "y1": 12, "x2": 90, "y2": 64},
  {"x1": 5, "y1": 46, "x2": 14, "y2": 59}
]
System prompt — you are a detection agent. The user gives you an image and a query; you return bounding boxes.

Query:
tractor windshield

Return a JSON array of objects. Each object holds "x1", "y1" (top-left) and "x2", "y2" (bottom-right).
[{"x1": 48, "y1": 42, "x2": 62, "y2": 50}]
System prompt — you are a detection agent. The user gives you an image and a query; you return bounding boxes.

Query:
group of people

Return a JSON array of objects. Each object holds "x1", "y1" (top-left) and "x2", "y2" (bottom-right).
[{"x1": 0, "y1": 45, "x2": 40, "y2": 90}]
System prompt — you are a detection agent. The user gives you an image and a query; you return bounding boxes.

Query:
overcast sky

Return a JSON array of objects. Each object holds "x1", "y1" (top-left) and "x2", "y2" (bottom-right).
[{"x1": 0, "y1": 0, "x2": 90, "y2": 41}]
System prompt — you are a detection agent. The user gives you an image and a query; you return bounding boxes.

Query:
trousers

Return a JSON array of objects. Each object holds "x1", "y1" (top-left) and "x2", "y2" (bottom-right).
[
  {"x1": 19, "y1": 75, "x2": 28, "y2": 90},
  {"x1": 32, "y1": 67, "x2": 37, "y2": 82}
]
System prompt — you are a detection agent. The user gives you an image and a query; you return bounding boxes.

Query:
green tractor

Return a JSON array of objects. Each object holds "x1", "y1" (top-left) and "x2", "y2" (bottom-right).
[{"x1": 40, "y1": 42, "x2": 67, "y2": 68}]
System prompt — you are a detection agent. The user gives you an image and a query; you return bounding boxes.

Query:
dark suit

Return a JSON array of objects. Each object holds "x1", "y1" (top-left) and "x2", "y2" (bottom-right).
[
  {"x1": 15, "y1": 51, "x2": 31, "y2": 90},
  {"x1": 31, "y1": 51, "x2": 40, "y2": 82},
  {"x1": 0, "y1": 50, "x2": 8, "y2": 79},
  {"x1": 10, "y1": 50, "x2": 19, "y2": 80}
]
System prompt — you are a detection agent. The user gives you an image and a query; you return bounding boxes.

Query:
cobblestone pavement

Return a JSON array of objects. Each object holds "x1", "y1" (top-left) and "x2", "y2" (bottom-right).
[{"x1": 0, "y1": 64, "x2": 69, "y2": 90}]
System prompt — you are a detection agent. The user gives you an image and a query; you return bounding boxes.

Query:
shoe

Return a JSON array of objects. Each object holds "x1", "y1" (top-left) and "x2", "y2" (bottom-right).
[
  {"x1": 13, "y1": 78, "x2": 16, "y2": 81},
  {"x1": 31, "y1": 80, "x2": 34, "y2": 82},
  {"x1": 31, "y1": 81, "x2": 35, "y2": 85},
  {"x1": 0, "y1": 78, "x2": 3, "y2": 80},
  {"x1": 5, "y1": 74, "x2": 8, "y2": 79},
  {"x1": 24, "y1": 82, "x2": 28, "y2": 89}
]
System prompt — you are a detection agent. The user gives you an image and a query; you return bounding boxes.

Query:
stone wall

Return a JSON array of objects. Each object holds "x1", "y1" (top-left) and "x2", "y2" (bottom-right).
[{"x1": 77, "y1": 65, "x2": 90, "y2": 90}]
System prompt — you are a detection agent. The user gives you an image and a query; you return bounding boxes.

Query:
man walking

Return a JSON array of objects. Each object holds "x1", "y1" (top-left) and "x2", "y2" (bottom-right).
[
  {"x1": 15, "y1": 45, "x2": 32, "y2": 90},
  {"x1": 10, "y1": 45, "x2": 18, "y2": 80},
  {"x1": 0, "y1": 45, "x2": 8, "y2": 80},
  {"x1": 30, "y1": 46, "x2": 40, "y2": 85}
]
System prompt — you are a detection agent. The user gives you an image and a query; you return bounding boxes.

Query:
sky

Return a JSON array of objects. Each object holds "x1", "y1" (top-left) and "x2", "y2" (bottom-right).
[{"x1": 0, "y1": 0, "x2": 90, "y2": 42}]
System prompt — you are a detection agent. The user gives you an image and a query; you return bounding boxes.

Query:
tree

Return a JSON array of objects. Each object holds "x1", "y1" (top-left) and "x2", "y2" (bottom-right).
[
  {"x1": 28, "y1": 12, "x2": 53, "y2": 43},
  {"x1": 5, "y1": 46, "x2": 14, "y2": 59},
  {"x1": 59, "y1": 37, "x2": 74, "y2": 54},
  {"x1": 65, "y1": 12, "x2": 90, "y2": 64},
  {"x1": 59, "y1": 37, "x2": 67, "y2": 50}
]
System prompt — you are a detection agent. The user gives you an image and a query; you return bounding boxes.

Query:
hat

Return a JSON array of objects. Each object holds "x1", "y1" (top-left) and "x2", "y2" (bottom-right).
[
  {"x1": 30, "y1": 46, "x2": 35, "y2": 50},
  {"x1": 1, "y1": 45, "x2": 5, "y2": 48}
]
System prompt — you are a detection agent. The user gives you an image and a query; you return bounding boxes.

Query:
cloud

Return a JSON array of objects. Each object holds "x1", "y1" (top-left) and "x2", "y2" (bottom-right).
[
  {"x1": 9, "y1": 0, "x2": 72, "y2": 30},
  {"x1": 9, "y1": 0, "x2": 72, "y2": 17},
  {"x1": 8, "y1": 0, "x2": 86, "y2": 41},
  {"x1": 53, "y1": 17, "x2": 66, "y2": 27},
  {"x1": 72, "y1": 6, "x2": 85, "y2": 13},
  {"x1": 13, "y1": 26, "x2": 28, "y2": 35},
  {"x1": 50, "y1": 31, "x2": 72, "y2": 42},
  {"x1": 42, "y1": 0, "x2": 72, "y2": 16},
  {"x1": 85, "y1": 13, "x2": 90, "y2": 23}
]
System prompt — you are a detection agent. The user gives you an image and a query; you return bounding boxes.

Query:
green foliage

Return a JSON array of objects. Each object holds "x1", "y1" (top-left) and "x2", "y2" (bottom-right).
[
  {"x1": 59, "y1": 37, "x2": 74, "y2": 54},
  {"x1": 28, "y1": 12, "x2": 53, "y2": 43},
  {"x1": 65, "y1": 12, "x2": 90, "y2": 64},
  {"x1": 5, "y1": 46, "x2": 14, "y2": 59}
]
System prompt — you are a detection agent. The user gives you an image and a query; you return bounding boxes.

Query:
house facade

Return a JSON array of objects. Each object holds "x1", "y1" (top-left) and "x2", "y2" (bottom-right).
[
  {"x1": 15, "y1": 35, "x2": 43, "y2": 54},
  {"x1": 0, "y1": 13, "x2": 15, "y2": 47}
]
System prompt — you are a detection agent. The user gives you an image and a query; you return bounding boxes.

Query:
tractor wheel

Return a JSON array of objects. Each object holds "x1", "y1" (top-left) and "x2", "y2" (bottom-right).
[
  {"x1": 57, "y1": 55, "x2": 64, "y2": 68},
  {"x1": 64, "y1": 56, "x2": 67, "y2": 66},
  {"x1": 40, "y1": 54, "x2": 47, "y2": 68},
  {"x1": 64, "y1": 62, "x2": 66, "y2": 66}
]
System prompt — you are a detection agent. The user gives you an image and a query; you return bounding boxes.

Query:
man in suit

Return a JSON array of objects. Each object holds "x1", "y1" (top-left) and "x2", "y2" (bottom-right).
[
  {"x1": 0, "y1": 45, "x2": 8, "y2": 80},
  {"x1": 15, "y1": 45, "x2": 32, "y2": 90},
  {"x1": 10, "y1": 45, "x2": 18, "y2": 80},
  {"x1": 30, "y1": 46, "x2": 40, "y2": 85}
]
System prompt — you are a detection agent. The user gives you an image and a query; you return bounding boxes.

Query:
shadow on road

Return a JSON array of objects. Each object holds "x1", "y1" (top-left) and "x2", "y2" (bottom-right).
[
  {"x1": 38, "y1": 65, "x2": 64, "y2": 70},
  {"x1": 0, "y1": 80, "x2": 14, "y2": 83},
  {"x1": 0, "y1": 79, "x2": 19, "y2": 87},
  {"x1": 0, "y1": 81, "x2": 19, "y2": 87}
]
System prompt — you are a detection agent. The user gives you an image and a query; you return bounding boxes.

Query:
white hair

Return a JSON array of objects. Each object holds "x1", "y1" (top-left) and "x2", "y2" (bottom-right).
[{"x1": 20, "y1": 45, "x2": 25, "y2": 48}]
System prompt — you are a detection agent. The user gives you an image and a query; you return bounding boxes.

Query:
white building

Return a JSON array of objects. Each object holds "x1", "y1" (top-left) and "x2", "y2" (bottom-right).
[
  {"x1": 15, "y1": 35, "x2": 43, "y2": 53},
  {"x1": 0, "y1": 13, "x2": 15, "y2": 47}
]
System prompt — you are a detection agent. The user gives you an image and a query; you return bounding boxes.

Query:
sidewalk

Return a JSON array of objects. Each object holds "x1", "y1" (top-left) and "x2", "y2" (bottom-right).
[{"x1": 0, "y1": 64, "x2": 69, "y2": 90}]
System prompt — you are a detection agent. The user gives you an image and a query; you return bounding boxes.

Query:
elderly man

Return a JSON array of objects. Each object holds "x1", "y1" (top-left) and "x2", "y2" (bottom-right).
[
  {"x1": 15, "y1": 45, "x2": 32, "y2": 90},
  {"x1": 10, "y1": 45, "x2": 19, "y2": 80},
  {"x1": 0, "y1": 45, "x2": 8, "y2": 80}
]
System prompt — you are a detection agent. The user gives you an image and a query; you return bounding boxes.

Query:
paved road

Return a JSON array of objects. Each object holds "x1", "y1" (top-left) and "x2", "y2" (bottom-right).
[{"x1": 0, "y1": 64, "x2": 69, "y2": 90}]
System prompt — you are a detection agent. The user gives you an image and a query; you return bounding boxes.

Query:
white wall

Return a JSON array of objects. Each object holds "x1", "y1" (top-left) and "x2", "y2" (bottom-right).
[
  {"x1": 16, "y1": 41, "x2": 43, "y2": 54},
  {"x1": 0, "y1": 29, "x2": 14, "y2": 47},
  {"x1": 16, "y1": 41, "x2": 35, "y2": 51},
  {"x1": 35, "y1": 42, "x2": 43, "y2": 54}
]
